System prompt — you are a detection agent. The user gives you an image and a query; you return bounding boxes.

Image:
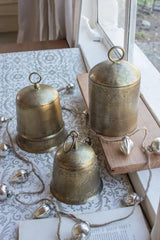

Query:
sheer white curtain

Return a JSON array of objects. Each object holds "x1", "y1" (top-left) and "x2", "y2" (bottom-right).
[{"x1": 17, "y1": 0, "x2": 82, "y2": 47}]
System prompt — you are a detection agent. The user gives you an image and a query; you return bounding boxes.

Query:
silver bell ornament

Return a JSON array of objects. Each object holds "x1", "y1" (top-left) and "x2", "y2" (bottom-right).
[
  {"x1": 66, "y1": 83, "x2": 74, "y2": 92},
  {"x1": 33, "y1": 203, "x2": 52, "y2": 219},
  {"x1": 0, "y1": 116, "x2": 7, "y2": 127},
  {"x1": 0, "y1": 143, "x2": 10, "y2": 157},
  {"x1": 0, "y1": 183, "x2": 12, "y2": 201},
  {"x1": 120, "y1": 136, "x2": 134, "y2": 155},
  {"x1": 148, "y1": 137, "x2": 160, "y2": 154},
  {"x1": 84, "y1": 137, "x2": 92, "y2": 146},
  {"x1": 11, "y1": 169, "x2": 29, "y2": 183},
  {"x1": 72, "y1": 222, "x2": 91, "y2": 240},
  {"x1": 58, "y1": 83, "x2": 75, "y2": 93},
  {"x1": 122, "y1": 192, "x2": 142, "y2": 206},
  {"x1": 82, "y1": 110, "x2": 88, "y2": 116}
]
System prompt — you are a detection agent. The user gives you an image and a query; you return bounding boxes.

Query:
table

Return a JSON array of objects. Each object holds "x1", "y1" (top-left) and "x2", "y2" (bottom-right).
[{"x1": 0, "y1": 48, "x2": 132, "y2": 240}]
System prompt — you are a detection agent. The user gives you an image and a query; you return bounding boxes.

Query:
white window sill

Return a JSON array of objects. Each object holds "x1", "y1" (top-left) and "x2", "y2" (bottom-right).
[
  {"x1": 129, "y1": 169, "x2": 160, "y2": 227},
  {"x1": 79, "y1": 28, "x2": 108, "y2": 69},
  {"x1": 79, "y1": 30, "x2": 160, "y2": 227},
  {"x1": 133, "y1": 45, "x2": 160, "y2": 125}
]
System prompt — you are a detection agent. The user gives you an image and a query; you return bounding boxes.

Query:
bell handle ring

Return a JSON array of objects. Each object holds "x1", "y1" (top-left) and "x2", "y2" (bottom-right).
[
  {"x1": 29, "y1": 72, "x2": 42, "y2": 89},
  {"x1": 108, "y1": 46, "x2": 125, "y2": 63},
  {"x1": 63, "y1": 131, "x2": 79, "y2": 153}
]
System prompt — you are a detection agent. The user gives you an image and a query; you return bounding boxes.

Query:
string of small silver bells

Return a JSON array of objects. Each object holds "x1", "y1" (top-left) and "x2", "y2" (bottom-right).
[{"x1": 0, "y1": 113, "x2": 160, "y2": 240}]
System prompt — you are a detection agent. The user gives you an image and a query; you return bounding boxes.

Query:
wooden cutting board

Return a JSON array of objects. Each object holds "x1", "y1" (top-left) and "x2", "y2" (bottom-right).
[{"x1": 77, "y1": 73, "x2": 160, "y2": 175}]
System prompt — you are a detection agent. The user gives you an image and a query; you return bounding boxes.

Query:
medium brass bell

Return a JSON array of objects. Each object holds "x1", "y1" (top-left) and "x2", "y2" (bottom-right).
[
  {"x1": 50, "y1": 131, "x2": 102, "y2": 204},
  {"x1": 89, "y1": 46, "x2": 141, "y2": 137},
  {"x1": 16, "y1": 72, "x2": 66, "y2": 153}
]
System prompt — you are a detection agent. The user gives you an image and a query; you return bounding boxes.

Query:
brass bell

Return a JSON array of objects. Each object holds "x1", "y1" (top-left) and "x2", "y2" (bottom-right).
[
  {"x1": 16, "y1": 72, "x2": 66, "y2": 153},
  {"x1": 89, "y1": 46, "x2": 141, "y2": 137},
  {"x1": 50, "y1": 131, "x2": 103, "y2": 204}
]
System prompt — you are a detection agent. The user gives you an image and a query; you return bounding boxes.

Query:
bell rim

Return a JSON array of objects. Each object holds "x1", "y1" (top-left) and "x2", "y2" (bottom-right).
[
  {"x1": 16, "y1": 126, "x2": 67, "y2": 153},
  {"x1": 50, "y1": 178, "x2": 103, "y2": 205}
]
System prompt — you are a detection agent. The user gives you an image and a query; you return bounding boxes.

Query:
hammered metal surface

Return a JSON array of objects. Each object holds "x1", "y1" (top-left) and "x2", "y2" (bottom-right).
[
  {"x1": 89, "y1": 81, "x2": 140, "y2": 136},
  {"x1": 16, "y1": 81, "x2": 65, "y2": 153},
  {"x1": 89, "y1": 58, "x2": 140, "y2": 137}
]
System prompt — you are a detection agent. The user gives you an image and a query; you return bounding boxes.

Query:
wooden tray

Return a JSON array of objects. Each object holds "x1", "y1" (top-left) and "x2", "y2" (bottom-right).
[{"x1": 77, "y1": 73, "x2": 160, "y2": 175}]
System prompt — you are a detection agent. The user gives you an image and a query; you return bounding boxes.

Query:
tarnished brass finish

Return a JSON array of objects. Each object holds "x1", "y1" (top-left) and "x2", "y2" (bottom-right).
[
  {"x1": 50, "y1": 131, "x2": 102, "y2": 204},
  {"x1": 89, "y1": 46, "x2": 141, "y2": 137},
  {"x1": 16, "y1": 72, "x2": 66, "y2": 153}
]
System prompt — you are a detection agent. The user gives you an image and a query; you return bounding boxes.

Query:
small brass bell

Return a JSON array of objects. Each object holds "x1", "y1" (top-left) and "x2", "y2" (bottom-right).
[
  {"x1": 16, "y1": 72, "x2": 66, "y2": 153},
  {"x1": 50, "y1": 131, "x2": 102, "y2": 204}
]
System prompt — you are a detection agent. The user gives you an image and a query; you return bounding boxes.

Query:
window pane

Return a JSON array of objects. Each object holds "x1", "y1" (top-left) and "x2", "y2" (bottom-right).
[
  {"x1": 97, "y1": 0, "x2": 126, "y2": 47},
  {"x1": 136, "y1": 0, "x2": 160, "y2": 72}
]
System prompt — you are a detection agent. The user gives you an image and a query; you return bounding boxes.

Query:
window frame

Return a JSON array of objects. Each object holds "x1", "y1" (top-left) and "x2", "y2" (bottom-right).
[
  {"x1": 78, "y1": 0, "x2": 160, "y2": 227},
  {"x1": 95, "y1": 0, "x2": 137, "y2": 62}
]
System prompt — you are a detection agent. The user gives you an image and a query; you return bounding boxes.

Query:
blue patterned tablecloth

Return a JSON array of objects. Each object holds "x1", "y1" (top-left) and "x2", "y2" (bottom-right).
[{"x1": 0, "y1": 48, "x2": 132, "y2": 240}]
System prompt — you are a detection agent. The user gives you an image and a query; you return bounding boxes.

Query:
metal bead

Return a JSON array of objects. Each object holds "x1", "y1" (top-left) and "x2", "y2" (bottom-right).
[
  {"x1": 11, "y1": 169, "x2": 29, "y2": 183},
  {"x1": 58, "y1": 83, "x2": 75, "y2": 93},
  {"x1": 82, "y1": 110, "x2": 89, "y2": 118},
  {"x1": 33, "y1": 203, "x2": 52, "y2": 219},
  {"x1": 149, "y1": 137, "x2": 160, "y2": 154},
  {"x1": 0, "y1": 143, "x2": 10, "y2": 157},
  {"x1": 7, "y1": 190, "x2": 12, "y2": 198},
  {"x1": 66, "y1": 83, "x2": 75, "y2": 91},
  {"x1": 84, "y1": 137, "x2": 92, "y2": 146},
  {"x1": 120, "y1": 136, "x2": 134, "y2": 155},
  {"x1": 0, "y1": 116, "x2": 6, "y2": 127},
  {"x1": 122, "y1": 192, "x2": 143, "y2": 206},
  {"x1": 72, "y1": 222, "x2": 90, "y2": 240},
  {"x1": 0, "y1": 184, "x2": 12, "y2": 201}
]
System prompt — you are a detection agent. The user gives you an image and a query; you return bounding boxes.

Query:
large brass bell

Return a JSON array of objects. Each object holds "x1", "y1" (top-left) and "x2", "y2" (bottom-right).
[
  {"x1": 16, "y1": 72, "x2": 66, "y2": 153},
  {"x1": 50, "y1": 131, "x2": 102, "y2": 204},
  {"x1": 89, "y1": 46, "x2": 141, "y2": 137}
]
